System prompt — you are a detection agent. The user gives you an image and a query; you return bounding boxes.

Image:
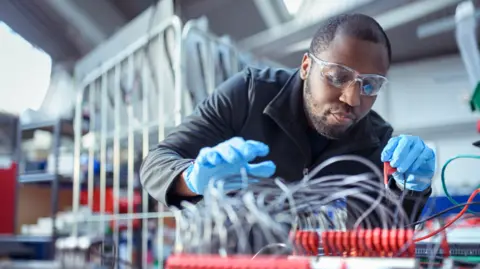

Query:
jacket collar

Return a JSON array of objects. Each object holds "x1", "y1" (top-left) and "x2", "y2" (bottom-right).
[{"x1": 263, "y1": 69, "x2": 380, "y2": 164}]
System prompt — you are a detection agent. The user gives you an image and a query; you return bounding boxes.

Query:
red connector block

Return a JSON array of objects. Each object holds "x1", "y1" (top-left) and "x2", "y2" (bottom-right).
[
  {"x1": 166, "y1": 254, "x2": 311, "y2": 269},
  {"x1": 292, "y1": 231, "x2": 320, "y2": 255},
  {"x1": 321, "y1": 229, "x2": 415, "y2": 258},
  {"x1": 291, "y1": 229, "x2": 415, "y2": 258}
]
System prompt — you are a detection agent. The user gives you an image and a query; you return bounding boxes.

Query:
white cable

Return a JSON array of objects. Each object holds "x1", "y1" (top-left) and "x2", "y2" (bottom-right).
[{"x1": 175, "y1": 154, "x2": 408, "y2": 255}]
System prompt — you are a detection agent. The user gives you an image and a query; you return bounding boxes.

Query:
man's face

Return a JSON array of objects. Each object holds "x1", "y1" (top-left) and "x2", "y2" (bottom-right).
[{"x1": 300, "y1": 34, "x2": 389, "y2": 139}]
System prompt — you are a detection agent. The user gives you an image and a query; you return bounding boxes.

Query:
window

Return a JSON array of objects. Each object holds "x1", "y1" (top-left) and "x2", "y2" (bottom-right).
[{"x1": 0, "y1": 22, "x2": 52, "y2": 114}]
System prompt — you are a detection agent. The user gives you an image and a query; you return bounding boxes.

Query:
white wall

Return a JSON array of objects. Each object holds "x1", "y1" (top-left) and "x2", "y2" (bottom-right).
[
  {"x1": 373, "y1": 54, "x2": 480, "y2": 194},
  {"x1": 374, "y1": 54, "x2": 479, "y2": 131}
]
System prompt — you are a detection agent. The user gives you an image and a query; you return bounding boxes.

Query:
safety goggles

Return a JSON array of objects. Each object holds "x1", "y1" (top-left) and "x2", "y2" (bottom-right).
[{"x1": 309, "y1": 54, "x2": 388, "y2": 96}]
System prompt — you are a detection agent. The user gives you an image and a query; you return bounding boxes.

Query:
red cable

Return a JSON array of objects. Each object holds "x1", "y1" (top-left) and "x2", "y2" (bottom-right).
[
  {"x1": 440, "y1": 228, "x2": 450, "y2": 258},
  {"x1": 383, "y1": 162, "x2": 395, "y2": 185},
  {"x1": 384, "y1": 163, "x2": 480, "y2": 243},
  {"x1": 414, "y1": 188, "x2": 480, "y2": 242}
]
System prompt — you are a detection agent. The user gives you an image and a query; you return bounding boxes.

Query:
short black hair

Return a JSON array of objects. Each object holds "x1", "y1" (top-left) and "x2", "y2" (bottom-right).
[{"x1": 309, "y1": 13, "x2": 392, "y2": 63}]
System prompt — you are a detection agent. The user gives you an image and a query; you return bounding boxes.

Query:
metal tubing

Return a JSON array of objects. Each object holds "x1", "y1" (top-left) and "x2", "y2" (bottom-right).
[
  {"x1": 126, "y1": 54, "x2": 135, "y2": 264},
  {"x1": 182, "y1": 20, "x2": 241, "y2": 52},
  {"x1": 13, "y1": 113, "x2": 21, "y2": 238},
  {"x1": 230, "y1": 48, "x2": 240, "y2": 74},
  {"x1": 66, "y1": 15, "x2": 243, "y2": 268},
  {"x1": 156, "y1": 32, "x2": 166, "y2": 269},
  {"x1": 80, "y1": 16, "x2": 183, "y2": 88},
  {"x1": 206, "y1": 41, "x2": 216, "y2": 95},
  {"x1": 73, "y1": 84, "x2": 86, "y2": 237},
  {"x1": 141, "y1": 53, "x2": 150, "y2": 269},
  {"x1": 100, "y1": 73, "x2": 108, "y2": 236},
  {"x1": 113, "y1": 64, "x2": 122, "y2": 261},
  {"x1": 173, "y1": 17, "x2": 183, "y2": 126},
  {"x1": 74, "y1": 212, "x2": 175, "y2": 222},
  {"x1": 87, "y1": 84, "x2": 96, "y2": 233},
  {"x1": 81, "y1": 16, "x2": 181, "y2": 269},
  {"x1": 51, "y1": 119, "x2": 61, "y2": 257},
  {"x1": 181, "y1": 20, "x2": 241, "y2": 96}
]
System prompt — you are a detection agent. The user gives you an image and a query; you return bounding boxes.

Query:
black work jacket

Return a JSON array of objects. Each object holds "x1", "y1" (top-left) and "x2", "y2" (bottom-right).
[{"x1": 140, "y1": 67, "x2": 431, "y2": 225}]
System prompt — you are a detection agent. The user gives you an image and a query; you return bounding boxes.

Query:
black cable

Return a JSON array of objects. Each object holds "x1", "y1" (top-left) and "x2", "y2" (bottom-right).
[
  {"x1": 233, "y1": 177, "x2": 480, "y2": 257},
  {"x1": 405, "y1": 201, "x2": 480, "y2": 227},
  {"x1": 410, "y1": 193, "x2": 431, "y2": 225},
  {"x1": 393, "y1": 178, "x2": 408, "y2": 227},
  {"x1": 395, "y1": 201, "x2": 480, "y2": 257}
]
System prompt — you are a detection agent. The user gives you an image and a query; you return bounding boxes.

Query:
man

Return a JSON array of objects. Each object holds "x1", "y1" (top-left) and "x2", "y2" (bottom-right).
[{"x1": 140, "y1": 14, "x2": 435, "y2": 224}]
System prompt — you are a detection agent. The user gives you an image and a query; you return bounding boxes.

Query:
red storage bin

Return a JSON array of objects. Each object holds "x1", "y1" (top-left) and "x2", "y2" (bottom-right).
[
  {"x1": 80, "y1": 187, "x2": 142, "y2": 229},
  {"x1": 0, "y1": 162, "x2": 17, "y2": 234},
  {"x1": 80, "y1": 187, "x2": 141, "y2": 213},
  {"x1": 0, "y1": 111, "x2": 19, "y2": 234}
]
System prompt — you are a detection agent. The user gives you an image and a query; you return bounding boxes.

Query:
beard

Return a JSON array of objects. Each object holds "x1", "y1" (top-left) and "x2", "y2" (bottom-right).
[{"x1": 303, "y1": 80, "x2": 355, "y2": 140}]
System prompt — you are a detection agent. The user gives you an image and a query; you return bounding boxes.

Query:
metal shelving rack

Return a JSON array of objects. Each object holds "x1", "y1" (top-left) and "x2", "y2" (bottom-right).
[
  {"x1": 13, "y1": 118, "x2": 76, "y2": 259},
  {"x1": 0, "y1": 114, "x2": 61, "y2": 260}
]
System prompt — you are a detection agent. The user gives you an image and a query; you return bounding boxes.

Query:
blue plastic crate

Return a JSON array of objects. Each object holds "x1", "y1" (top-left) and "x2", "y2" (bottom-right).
[
  {"x1": 421, "y1": 195, "x2": 480, "y2": 217},
  {"x1": 0, "y1": 235, "x2": 53, "y2": 260}
]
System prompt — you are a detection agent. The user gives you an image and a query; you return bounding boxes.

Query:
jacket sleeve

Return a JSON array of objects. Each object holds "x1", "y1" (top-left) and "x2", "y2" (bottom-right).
[
  {"x1": 373, "y1": 126, "x2": 432, "y2": 224},
  {"x1": 140, "y1": 71, "x2": 251, "y2": 208}
]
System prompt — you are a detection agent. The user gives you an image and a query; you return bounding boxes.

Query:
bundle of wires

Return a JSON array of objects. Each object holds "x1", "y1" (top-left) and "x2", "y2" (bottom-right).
[
  {"x1": 171, "y1": 154, "x2": 480, "y2": 268},
  {"x1": 171, "y1": 155, "x2": 413, "y2": 256},
  {"x1": 94, "y1": 154, "x2": 480, "y2": 268}
]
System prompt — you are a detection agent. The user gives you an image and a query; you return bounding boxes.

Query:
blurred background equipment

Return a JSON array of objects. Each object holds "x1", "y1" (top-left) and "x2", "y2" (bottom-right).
[{"x1": 0, "y1": 0, "x2": 479, "y2": 268}]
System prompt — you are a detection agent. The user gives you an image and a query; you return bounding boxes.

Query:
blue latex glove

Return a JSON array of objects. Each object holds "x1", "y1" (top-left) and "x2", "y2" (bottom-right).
[
  {"x1": 183, "y1": 137, "x2": 276, "y2": 195},
  {"x1": 380, "y1": 135, "x2": 435, "y2": 192}
]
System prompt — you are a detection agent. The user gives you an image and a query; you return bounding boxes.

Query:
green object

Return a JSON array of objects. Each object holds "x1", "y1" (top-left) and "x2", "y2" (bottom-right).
[
  {"x1": 104, "y1": 225, "x2": 113, "y2": 235},
  {"x1": 452, "y1": 256, "x2": 480, "y2": 263},
  {"x1": 441, "y1": 154, "x2": 480, "y2": 214},
  {"x1": 470, "y1": 82, "x2": 480, "y2": 111}
]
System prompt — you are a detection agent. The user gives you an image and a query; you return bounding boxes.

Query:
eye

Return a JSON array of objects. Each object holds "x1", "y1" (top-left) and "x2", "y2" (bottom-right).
[
  {"x1": 323, "y1": 71, "x2": 351, "y2": 87},
  {"x1": 333, "y1": 74, "x2": 350, "y2": 84},
  {"x1": 362, "y1": 83, "x2": 374, "y2": 95},
  {"x1": 361, "y1": 76, "x2": 386, "y2": 96}
]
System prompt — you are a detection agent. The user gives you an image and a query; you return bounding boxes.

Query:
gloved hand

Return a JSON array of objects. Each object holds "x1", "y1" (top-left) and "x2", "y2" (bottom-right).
[
  {"x1": 183, "y1": 137, "x2": 276, "y2": 195},
  {"x1": 381, "y1": 135, "x2": 435, "y2": 192}
]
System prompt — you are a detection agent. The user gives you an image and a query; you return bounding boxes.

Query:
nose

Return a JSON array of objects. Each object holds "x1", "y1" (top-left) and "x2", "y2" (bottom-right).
[{"x1": 339, "y1": 81, "x2": 361, "y2": 107}]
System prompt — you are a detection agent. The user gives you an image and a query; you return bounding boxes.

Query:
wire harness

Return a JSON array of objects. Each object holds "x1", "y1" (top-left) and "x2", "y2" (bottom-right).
[
  {"x1": 171, "y1": 155, "x2": 413, "y2": 257},
  {"x1": 165, "y1": 154, "x2": 480, "y2": 269}
]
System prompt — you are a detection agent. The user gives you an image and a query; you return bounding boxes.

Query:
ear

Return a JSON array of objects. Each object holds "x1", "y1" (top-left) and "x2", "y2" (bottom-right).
[{"x1": 300, "y1": 53, "x2": 311, "y2": 80}]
